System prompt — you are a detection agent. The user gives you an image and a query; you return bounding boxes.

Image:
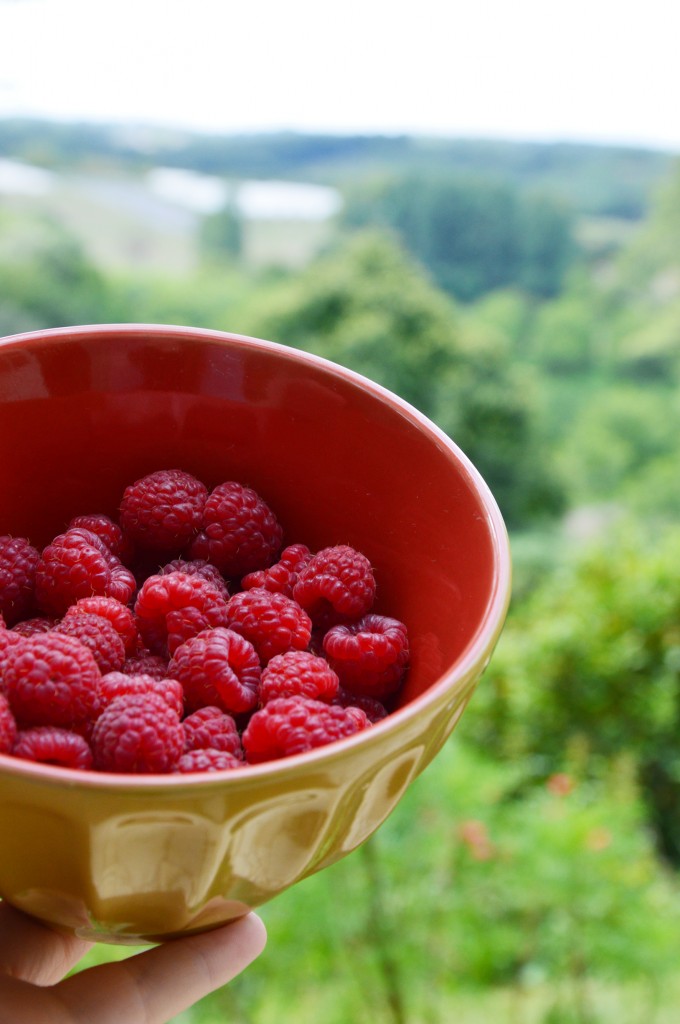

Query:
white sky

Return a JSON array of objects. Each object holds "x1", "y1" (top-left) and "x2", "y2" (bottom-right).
[{"x1": 1, "y1": 0, "x2": 679, "y2": 152}]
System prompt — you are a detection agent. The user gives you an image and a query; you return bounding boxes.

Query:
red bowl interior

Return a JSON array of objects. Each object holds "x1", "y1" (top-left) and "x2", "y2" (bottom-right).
[{"x1": 0, "y1": 324, "x2": 508, "y2": 710}]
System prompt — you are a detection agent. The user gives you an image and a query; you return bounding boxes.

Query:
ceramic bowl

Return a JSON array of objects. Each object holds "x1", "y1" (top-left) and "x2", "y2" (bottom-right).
[{"x1": 0, "y1": 324, "x2": 510, "y2": 943}]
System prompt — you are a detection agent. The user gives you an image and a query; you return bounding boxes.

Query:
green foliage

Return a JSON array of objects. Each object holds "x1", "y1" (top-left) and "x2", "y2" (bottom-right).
[
  {"x1": 434, "y1": 343, "x2": 565, "y2": 526},
  {"x1": 459, "y1": 288, "x2": 532, "y2": 350},
  {"x1": 106, "y1": 263, "x2": 257, "y2": 331},
  {"x1": 617, "y1": 157, "x2": 680, "y2": 289},
  {"x1": 244, "y1": 230, "x2": 564, "y2": 527},
  {"x1": 470, "y1": 523, "x2": 680, "y2": 860},
  {"x1": 527, "y1": 291, "x2": 598, "y2": 374},
  {"x1": 613, "y1": 296, "x2": 680, "y2": 382},
  {"x1": 198, "y1": 203, "x2": 243, "y2": 264},
  {"x1": 0, "y1": 209, "x2": 116, "y2": 330},
  {"x1": 243, "y1": 229, "x2": 458, "y2": 416},
  {"x1": 553, "y1": 384, "x2": 680, "y2": 509},
  {"x1": 341, "y1": 174, "x2": 576, "y2": 301}
]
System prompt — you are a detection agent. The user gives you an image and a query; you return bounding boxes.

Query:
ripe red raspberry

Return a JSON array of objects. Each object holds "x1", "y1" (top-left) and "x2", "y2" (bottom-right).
[
  {"x1": 10, "y1": 617, "x2": 55, "y2": 637},
  {"x1": 13, "y1": 726, "x2": 93, "y2": 770},
  {"x1": 168, "y1": 627, "x2": 260, "y2": 715},
  {"x1": 100, "y1": 671, "x2": 184, "y2": 718},
  {"x1": 134, "y1": 571, "x2": 231, "y2": 657},
  {"x1": 0, "y1": 535, "x2": 40, "y2": 626},
  {"x1": 123, "y1": 652, "x2": 170, "y2": 680},
  {"x1": 119, "y1": 469, "x2": 208, "y2": 554},
  {"x1": 333, "y1": 689, "x2": 389, "y2": 723},
  {"x1": 69, "y1": 514, "x2": 134, "y2": 564},
  {"x1": 0, "y1": 629, "x2": 24, "y2": 693},
  {"x1": 0, "y1": 692, "x2": 17, "y2": 752},
  {"x1": 59, "y1": 527, "x2": 132, "y2": 577},
  {"x1": 241, "y1": 543, "x2": 312, "y2": 598},
  {"x1": 187, "y1": 481, "x2": 283, "y2": 578},
  {"x1": 55, "y1": 612, "x2": 126, "y2": 674},
  {"x1": 3, "y1": 632, "x2": 101, "y2": 729},
  {"x1": 224, "y1": 588, "x2": 312, "y2": 665},
  {"x1": 92, "y1": 693, "x2": 184, "y2": 773},
  {"x1": 323, "y1": 614, "x2": 409, "y2": 699},
  {"x1": 293, "y1": 544, "x2": 376, "y2": 629},
  {"x1": 242, "y1": 697, "x2": 370, "y2": 764},
  {"x1": 259, "y1": 651, "x2": 339, "y2": 705},
  {"x1": 182, "y1": 706, "x2": 243, "y2": 758},
  {"x1": 158, "y1": 559, "x2": 230, "y2": 600},
  {"x1": 35, "y1": 528, "x2": 135, "y2": 616},
  {"x1": 0, "y1": 626, "x2": 23, "y2": 659},
  {"x1": 64, "y1": 597, "x2": 139, "y2": 656},
  {"x1": 176, "y1": 749, "x2": 243, "y2": 773}
]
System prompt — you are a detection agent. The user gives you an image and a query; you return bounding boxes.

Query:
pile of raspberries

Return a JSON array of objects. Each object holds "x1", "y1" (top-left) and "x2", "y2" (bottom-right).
[{"x1": 0, "y1": 469, "x2": 409, "y2": 774}]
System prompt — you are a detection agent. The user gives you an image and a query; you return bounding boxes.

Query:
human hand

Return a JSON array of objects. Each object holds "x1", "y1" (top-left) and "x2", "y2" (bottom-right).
[{"x1": 0, "y1": 901, "x2": 266, "y2": 1023}]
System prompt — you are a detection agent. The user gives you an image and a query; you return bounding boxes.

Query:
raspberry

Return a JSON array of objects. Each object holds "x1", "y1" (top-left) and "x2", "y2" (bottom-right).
[
  {"x1": 92, "y1": 692, "x2": 184, "y2": 773},
  {"x1": 333, "y1": 689, "x2": 389, "y2": 723},
  {"x1": 13, "y1": 726, "x2": 93, "y2": 770},
  {"x1": 0, "y1": 629, "x2": 24, "y2": 693},
  {"x1": 187, "y1": 481, "x2": 283, "y2": 578},
  {"x1": 241, "y1": 543, "x2": 312, "y2": 598},
  {"x1": 0, "y1": 536, "x2": 40, "y2": 626},
  {"x1": 35, "y1": 528, "x2": 135, "y2": 616},
  {"x1": 3, "y1": 632, "x2": 101, "y2": 729},
  {"x1": 182, "y1": 706, "x2": 243, "y2": 758},
  {"x1": 176, "y1": 749, "x2": 243, "y2": 773},
  {"x1": 55, "y1": 612, "x2": 126, "y2": 674},
  {"x1": 123, "y1": 652, "x2": 170, "y2": 680},
  {"x1": 134, "y1": 571, "x2": 231, "y2": 657},
  {"x1": 293, "y1": 544, "x2": 376, "y2": 628},
  {"x1": 0, "y1": 626, "x2": 23, "y2": 659},
  {"x1": 259, "y1": 651, "x2": 339, "y2": 705},
  {"x1": 158, "y1": 559, "x2": 230, "y2": 600},
  {"x1": 168, "y1": 626, "x2": 260, "y2": 715},
  {"x1": 60, "y1": 527, "x2": 129, "y2": 574},
  {"x1": 0, "y1": 470, "x2": 411, "y2": 773},
  {"x1": 69, "y1": 514, "x2": 134, "y2": 564},
  {"x1": 10, "y1": 617, "x2": 55, "y2": 637},
  {"x1": 224, "y1": 588, "x2": 312, "y2": 665},
  {"x1": 323, "y1": 614, "x2": 409, "y2": 699},
  {"x1": 119, "y1": 469, "x2": 208, "y2": 554},
  {"x1": 100, "y1": 671, "x2": 184, "y2": 718},
  {"x1": 64, "y1": 597, "x2": 139, "y2": 656},
  {"x1": 242, "y1": 697, "x2": 370, "y2": 764},
  {"x1": 0, "y1": 692, "x2": 17, "y2": 752}
]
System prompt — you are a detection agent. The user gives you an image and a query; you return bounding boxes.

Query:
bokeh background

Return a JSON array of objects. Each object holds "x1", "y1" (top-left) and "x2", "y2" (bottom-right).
[{"x1": 2, "y1": 1, "x2": 680, "y2": 1020}]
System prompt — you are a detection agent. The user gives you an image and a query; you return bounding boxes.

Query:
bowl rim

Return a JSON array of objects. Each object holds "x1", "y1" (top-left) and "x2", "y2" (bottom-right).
[{"x1": 0, "y1": 323, "x2": 512, "y2": 791}]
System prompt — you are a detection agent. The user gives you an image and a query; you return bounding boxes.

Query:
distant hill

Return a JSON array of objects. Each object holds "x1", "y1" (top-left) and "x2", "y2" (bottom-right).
[{"x1": 0, "y1": 118, "x2": 674, "y2": 220}]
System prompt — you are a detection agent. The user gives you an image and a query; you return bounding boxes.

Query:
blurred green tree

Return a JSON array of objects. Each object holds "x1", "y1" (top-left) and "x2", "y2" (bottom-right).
[
  {"x1": 617, "y1": 157, "x2": 680, "y2": 291},
  {"x1": 0, "y1": 211, "x2": 115, "y2": 329},
  {"x1": 245, "y1": 230, "x2": 564, "y2": 527},
  {"x1": 341, "y1": 174, "x2": 576, "y2": 301},
  {"x1": 198, "y1": 202, "x2": 243, "y2": 264},
  {"x1": 469, "y1": 523, "x2": 680, "y2": 863}
]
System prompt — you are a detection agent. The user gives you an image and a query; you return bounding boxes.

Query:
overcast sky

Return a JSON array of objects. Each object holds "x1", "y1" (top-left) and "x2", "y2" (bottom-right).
[{"x1": 1, "y1": 0, "x2": 679, "y2": 152}]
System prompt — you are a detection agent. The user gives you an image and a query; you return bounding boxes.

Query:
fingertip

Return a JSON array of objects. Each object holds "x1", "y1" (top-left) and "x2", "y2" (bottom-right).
[
  {"x1": 239, "y1": 911, "x2": 268, "y2": 957},
  {"x1": 207, "y1": 911, "x2": 267, "y2": 967}
]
